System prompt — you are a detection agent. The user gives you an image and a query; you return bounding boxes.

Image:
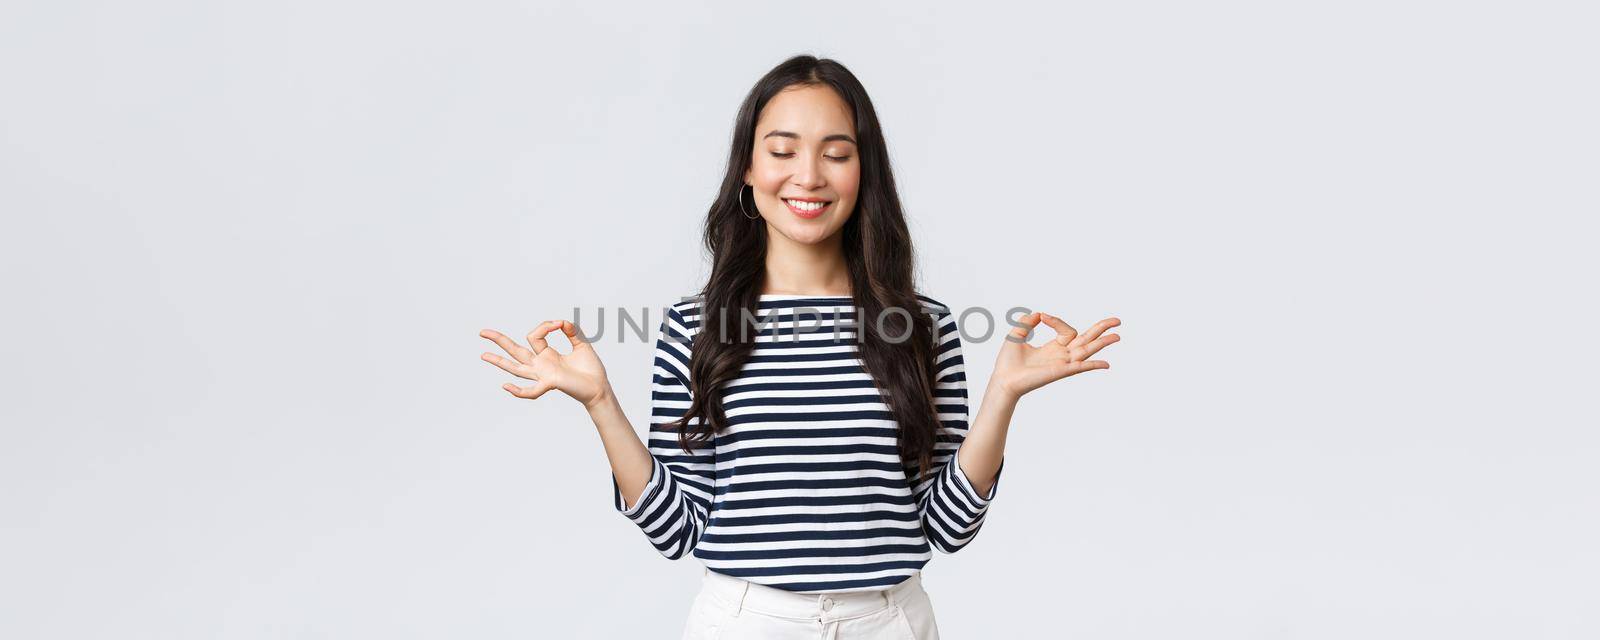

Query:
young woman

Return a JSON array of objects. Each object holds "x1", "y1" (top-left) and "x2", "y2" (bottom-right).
[{"x1": 479, "y1": 55, "x2": 1121, "y2": 639}]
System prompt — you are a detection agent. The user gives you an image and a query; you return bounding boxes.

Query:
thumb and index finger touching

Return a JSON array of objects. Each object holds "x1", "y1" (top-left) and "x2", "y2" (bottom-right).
[
  {"x1": 1008, "y1": 310, "x2": 1076, "y2": 345},
  {"x1": 526, "y1": 319, "x2": 590, "y2": 354},
  {"x1": 478, "y1": 318, "x2": 590, "y2": 362}
]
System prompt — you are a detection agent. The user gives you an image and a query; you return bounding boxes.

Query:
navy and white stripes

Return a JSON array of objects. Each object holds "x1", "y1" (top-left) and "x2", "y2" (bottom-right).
[{"x1": 610, "y1": 294, "x2": 1004, "y2": 594}]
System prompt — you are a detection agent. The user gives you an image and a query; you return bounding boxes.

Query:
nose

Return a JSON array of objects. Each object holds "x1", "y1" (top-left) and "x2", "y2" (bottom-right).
[{"x1": 791, "y1": 155, "x2": 827, "y2": 191}]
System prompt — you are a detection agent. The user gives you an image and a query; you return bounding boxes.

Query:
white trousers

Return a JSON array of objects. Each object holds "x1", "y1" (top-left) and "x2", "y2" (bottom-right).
[{"x1": 680, "y1": 567, "x2": 941, "y2": 640}]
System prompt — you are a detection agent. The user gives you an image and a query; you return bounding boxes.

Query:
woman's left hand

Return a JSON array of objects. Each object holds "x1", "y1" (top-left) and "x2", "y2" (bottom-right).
[{"x1": 989, "y1": 311, "x2": 1121, "y2": 400}]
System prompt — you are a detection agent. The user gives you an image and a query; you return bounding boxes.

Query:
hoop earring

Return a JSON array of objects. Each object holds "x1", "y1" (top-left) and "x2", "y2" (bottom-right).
[{"x1": 738, "y1": 185, "x2": 760, "y2": 220}]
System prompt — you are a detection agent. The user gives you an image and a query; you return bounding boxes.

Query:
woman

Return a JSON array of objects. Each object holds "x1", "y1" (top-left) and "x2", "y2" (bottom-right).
[{"x1": 479, "y1": 55, "x2": 1121, "y2": 639}]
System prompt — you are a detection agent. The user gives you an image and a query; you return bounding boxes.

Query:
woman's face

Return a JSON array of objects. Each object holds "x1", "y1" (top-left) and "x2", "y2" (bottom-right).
[{"x1": 744, "y1": 84, "x2": 860, "y2": 246}]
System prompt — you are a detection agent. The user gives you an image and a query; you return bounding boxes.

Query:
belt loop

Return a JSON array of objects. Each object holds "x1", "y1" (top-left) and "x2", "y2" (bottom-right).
[{"x1": 732, "y1": 580, "x2": 749, "y2": 617}]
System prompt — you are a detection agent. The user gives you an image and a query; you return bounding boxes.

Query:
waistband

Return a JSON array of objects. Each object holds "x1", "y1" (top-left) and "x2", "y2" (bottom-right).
[{"x1": 699, "y1": 567, "x2": 923, "y2": 622}]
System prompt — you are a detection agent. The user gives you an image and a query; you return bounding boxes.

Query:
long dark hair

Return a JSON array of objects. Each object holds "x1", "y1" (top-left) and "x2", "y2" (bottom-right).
[{"x1": 667, "y1": 54, "x2": 942, "y2": 483}]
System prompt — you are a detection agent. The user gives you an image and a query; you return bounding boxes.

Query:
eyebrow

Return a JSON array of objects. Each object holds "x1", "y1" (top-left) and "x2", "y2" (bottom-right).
[{"x1": 762, "y1": 130, "x2": 857, "y2": 145}]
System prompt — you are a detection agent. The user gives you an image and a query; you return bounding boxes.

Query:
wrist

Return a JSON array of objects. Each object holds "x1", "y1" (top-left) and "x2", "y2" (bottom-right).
[
  {"x1": 584, "y1": 384, "x2": 619, "y2": 415},
  {"x1": 985, "y1": 379, "x2": 1023, "y2": 407}
]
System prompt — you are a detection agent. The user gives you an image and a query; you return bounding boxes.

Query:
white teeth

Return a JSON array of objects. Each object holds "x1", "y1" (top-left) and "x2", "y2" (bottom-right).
[{"x1": 786, "y1": 199, "x2": 827, "y2": 211}]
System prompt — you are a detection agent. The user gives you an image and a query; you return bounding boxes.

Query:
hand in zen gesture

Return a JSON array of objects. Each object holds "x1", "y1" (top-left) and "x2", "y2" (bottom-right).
[
  {"x1": 989, "y1": 311, "x2": 1121, "y2": 400},
  {"x1": 479, "y1": 320, "x2": 613, "y2": 410}
]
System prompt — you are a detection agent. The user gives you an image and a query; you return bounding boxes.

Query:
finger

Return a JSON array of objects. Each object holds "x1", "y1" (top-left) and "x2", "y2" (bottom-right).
[
  {"x1": 503, "y1": 381, "x2": 555, "y2": 399},
  {"x1": 1059, "y1": 360, "x2": 1111, "y2": 377},
  {"x1": 481, "y1": 352, "x2": 538, "y2": 380},
  {"x1": 479, "y1": 329, "x2": 534, "y2": 363},
  {"x1": 1038, "y1": 313, "x2": 1078, "y2": 346},
  {"x1": 1072, "y1": 333, "x2": 1121, "y2": 360},
  {"x1": 1072, "y1": 317, "x2": 1121, "y2": 346},
  {"x1": 556, "y1": 319, "x2": 592, "y2": 351},
  {"x1": 1007, "y1": 311, "x2": 1042, "y2": 343},
  {"x1": 527, "y1": 320, "x2": 561, "y2": 354}
]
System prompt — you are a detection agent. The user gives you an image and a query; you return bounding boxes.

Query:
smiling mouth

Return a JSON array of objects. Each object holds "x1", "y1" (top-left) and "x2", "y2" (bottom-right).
[{"x1": 783, "y1": 198, "x2": 832, "y2": 219}]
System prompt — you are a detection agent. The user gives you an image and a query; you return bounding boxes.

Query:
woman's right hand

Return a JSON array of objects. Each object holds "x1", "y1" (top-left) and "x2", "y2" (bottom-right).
[{"x1": 479, "y1": 320, "x2": 613, "y2": 410}]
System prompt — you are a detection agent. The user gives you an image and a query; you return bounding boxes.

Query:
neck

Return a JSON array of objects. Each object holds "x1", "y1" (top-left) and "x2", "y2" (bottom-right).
[{"x1": 761, "y1": 225, "x2": 851, "y2": 296}]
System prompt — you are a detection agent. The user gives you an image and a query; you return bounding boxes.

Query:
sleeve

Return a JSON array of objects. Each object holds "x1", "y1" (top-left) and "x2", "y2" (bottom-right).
[
  {"x1": 911, "y1": 306, "x2": 1005, "y2": 554},
  {"x1": 610, "y1": 303, "x2": 716, "y2": 560}
]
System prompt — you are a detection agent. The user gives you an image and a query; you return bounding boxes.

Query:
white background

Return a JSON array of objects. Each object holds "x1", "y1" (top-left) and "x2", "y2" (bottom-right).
[{"x1": 3, "y1": 1, "x2": 1596, "y2": 638}]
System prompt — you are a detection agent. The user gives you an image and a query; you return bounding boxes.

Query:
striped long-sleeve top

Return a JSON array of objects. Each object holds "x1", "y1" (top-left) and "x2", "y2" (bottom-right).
[{"x1": 611, "y1": 293, "x2": 1005, "y2": 594}]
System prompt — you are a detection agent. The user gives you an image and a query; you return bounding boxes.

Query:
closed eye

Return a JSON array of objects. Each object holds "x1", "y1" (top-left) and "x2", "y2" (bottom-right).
[{"x1": 768, "y1": 152, "x2": 853, "y2": 163}]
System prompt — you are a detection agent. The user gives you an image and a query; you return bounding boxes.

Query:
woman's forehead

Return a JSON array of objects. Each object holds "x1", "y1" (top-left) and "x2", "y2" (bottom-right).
[{"x1": 757, "y1": 86, "x2": 855, "y2": 136}]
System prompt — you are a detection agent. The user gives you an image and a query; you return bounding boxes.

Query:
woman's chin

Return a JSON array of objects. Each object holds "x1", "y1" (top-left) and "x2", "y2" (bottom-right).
[{"x1": 772, "y1": 224, "x2": 838, "y2": 246}]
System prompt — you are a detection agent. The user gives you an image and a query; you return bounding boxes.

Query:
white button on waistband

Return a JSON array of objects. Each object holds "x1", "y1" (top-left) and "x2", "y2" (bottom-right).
[{"x1": 820, "y1": 597, "x2": 834, "y2": 610}]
